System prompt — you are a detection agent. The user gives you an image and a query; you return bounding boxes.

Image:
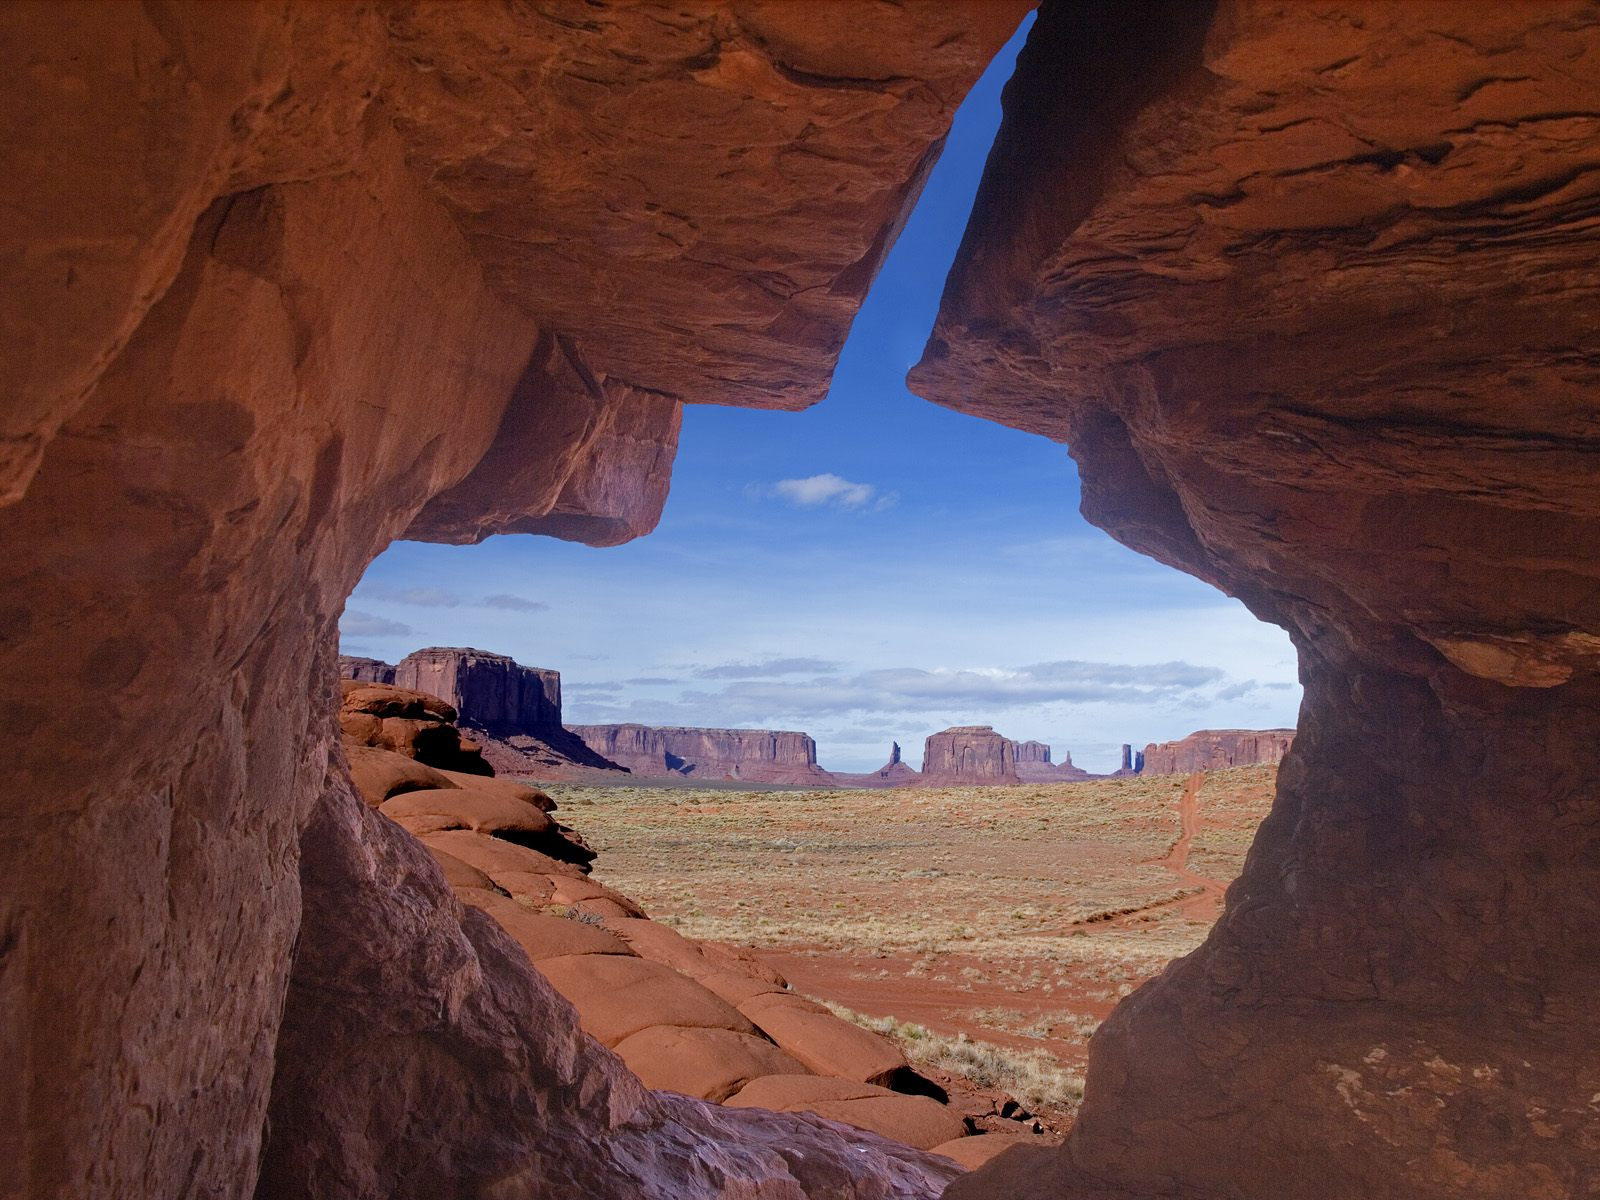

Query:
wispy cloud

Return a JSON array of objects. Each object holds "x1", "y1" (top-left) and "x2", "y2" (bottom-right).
[
  {"x1": 572, "y1": 659, "x2": 1237, "y2": 729},
  {"x1": 757, "y1": 473, "x2": 898, "y2": 511},
  {"x1": 482, "y1": 593, "x2": 549, "y2": 613},
  {"x1": 340, "y1": 610, "x2": 412, "y2": 638},
  {"x1": 357, "y1": 583, "x2": 548, "y2": 613},
  {"x1": 694, "y1": 656, "x2": 842, "y2": 679}
]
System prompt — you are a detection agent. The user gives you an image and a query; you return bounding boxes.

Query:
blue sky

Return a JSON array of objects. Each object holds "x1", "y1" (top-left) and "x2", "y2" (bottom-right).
[{"x1": 344, "y1": 16, "x2": 1302, "y2": 773}]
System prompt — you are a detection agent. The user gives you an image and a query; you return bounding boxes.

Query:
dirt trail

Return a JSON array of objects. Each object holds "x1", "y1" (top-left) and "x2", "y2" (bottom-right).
[
  {"x1": 1067, "y1": 772, "x2": 1227, "y2": 928},
  {"x1": 1153, "y1": 772, "x2": 1226, "y2": 920}
]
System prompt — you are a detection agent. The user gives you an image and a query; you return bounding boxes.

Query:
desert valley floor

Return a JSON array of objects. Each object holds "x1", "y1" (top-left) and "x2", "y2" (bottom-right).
[{"x1": 545, "y1": 765, "x2": 1278, "y2": 1129}]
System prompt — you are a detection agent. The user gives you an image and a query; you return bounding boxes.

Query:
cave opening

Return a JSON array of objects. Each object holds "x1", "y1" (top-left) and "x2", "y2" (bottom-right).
[
  {"x1": 10, "y1": 3, "x2": 1597, "y2": 1198},
  {"x1": 334, "y1": 5, "x2": 1299, "y2": 1161}
]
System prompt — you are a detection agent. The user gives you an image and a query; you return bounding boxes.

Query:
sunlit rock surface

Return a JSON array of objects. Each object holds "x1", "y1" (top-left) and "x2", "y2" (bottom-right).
[
  {"x1": 0, "y1": 4, "x2": 1025, "y2": 1197},
  {"x1": 911, "y1": 2, "x2": 1600, "y2": 1197}
]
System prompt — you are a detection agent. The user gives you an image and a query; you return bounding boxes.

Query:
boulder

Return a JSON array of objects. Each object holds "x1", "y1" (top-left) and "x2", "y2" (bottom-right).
[
  {"x1": 930, "y1": 1134, "x2": 1032, "y2": 1172},
  {"x1": 535, "y1": 954, "x2": 758, "y2": 1048},
  {"x1": 338, "y1": 680, "x2": 490, "y2": 775},
  {"x1": 728, "y1": 1076, "x2": 967, "y2": 1152},
  {"x1": 736, "y1": 992, "x2": 911, "y2": 1089},
  {"x1": 612, "y1": 1026, "x2": 809, "y2": 1103}
]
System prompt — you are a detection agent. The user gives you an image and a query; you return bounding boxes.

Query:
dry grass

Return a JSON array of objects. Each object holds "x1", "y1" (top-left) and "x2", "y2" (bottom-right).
[
  {"x1": 816, "y1": 1000, "x2": 1087, "y2": 1114},
  {"x1": 543, "y1": 765, "x2": 1277, "y2": 1101}
]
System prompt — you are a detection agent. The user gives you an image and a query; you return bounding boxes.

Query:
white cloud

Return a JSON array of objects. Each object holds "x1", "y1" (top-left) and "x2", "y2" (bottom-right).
[
  {"x1": 766, "y1": 473, "x2": 884, "y2": 510},
  {"x1": 340, "y1": 610, "x2": 412, "y2": 638}
]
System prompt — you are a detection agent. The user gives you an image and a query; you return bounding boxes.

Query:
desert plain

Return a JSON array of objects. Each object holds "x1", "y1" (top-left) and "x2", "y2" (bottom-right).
[{"x1": 547, "y1": 764, "x2": 1278, "y2": 1129}]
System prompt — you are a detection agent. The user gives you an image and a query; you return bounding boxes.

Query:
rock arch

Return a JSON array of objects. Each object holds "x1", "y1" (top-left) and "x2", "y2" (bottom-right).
[{"x1": 3, "y1": 3, "x2": 1596, "y2": 1199}]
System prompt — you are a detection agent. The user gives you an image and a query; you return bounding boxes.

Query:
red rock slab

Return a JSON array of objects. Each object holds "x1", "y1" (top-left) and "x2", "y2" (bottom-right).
[
  {"x1": 536, "y1": 954, "x2": 759, "y2": 1048},
  {"x1": 612, "y1": 1025, "x2": 809, "y2": 1103},
  {"x1": 737, "y1": 992, "x2": 909, "y2": 1087},
  {"x1": 728, "y1": 1076, "x2": 966, "y2": 1152},
  {"x1": 604, "y1": 915, "x2": 717, "y2": 977},
  {"x1": 546, "y1": 875, "x2": 646, "y2": 919},
  {"x1": 420, "y1": 845, "x2": 496, "y2": 893},
  {"x1": 433, "y1": 768, "x2": 557, "y2": 813},
  {"x1": 930, "y1": 1134, "x2": 1034, "y2": 1173},
  {"x1": 419, "y1": 828, "x2": 587, "y2": 882},
  {"x1": 479, "y1": 900, "x2": 635, "y2": 962},
  {"x1": 380, "y1": 787, "x2": 555, "y2": 838},
  {"x1": 345, "y1": 744, "x2": 459, "y2": 808}
]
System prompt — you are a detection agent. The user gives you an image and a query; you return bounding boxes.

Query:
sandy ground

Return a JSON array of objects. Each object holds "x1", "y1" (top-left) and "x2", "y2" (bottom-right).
[{"x1": 544, "y1": 765, "x2": 1277, "y2": 1124}]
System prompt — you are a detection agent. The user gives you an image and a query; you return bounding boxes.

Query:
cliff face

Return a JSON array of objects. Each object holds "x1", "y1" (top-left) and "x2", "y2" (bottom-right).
[
  {"x1": 1142, "y1": 729, "x2": 1295, "y2": 776},
  {"x1": 920, "y1": 726, "x2": 1019, "y2": 783},
  {"x1": 337, "y1": 655, "x2": 395, "y2": 684},
  {"x1": 0, "y1": 5, "x2": 1025, "y2": 1198},
  {"x1": 395, "y1": 646, "x2": 561, "y2": 730},
  {"x1": 572, "y1": 724, "x2": 834, "y2": 786},
  {"x1": 914, "y1": 4, "x2": 1600, "y2": 1197}
]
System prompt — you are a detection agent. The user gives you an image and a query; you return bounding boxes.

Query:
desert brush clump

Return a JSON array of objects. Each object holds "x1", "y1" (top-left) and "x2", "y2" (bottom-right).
[{"x1": 817, "y1": 1000, "x2": 1087, "y2": 1114}]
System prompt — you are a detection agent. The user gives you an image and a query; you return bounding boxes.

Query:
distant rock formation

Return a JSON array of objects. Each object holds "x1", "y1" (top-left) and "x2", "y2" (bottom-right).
[
  {"x1": 396, "y1": 646, "x2": 562, "y2": 728},
  {"x1": 1012, "y1": 739, "x2": 1092, "y2": 783},
  {"x1": 340, "y1": 648, "x2": 626, "y2": 777},
  {"x1": 338, "y1": 654, "x2": 396, "y2": 684},
  {"x1": 571, "y1": 724, "x2": 835, "y2": 786},
  {"x1": 920, "y1": 726, "x2": 1019, "y2": 784},
  {"x1": 832, "y1": 742, "x2": 923, "y2": 790},
  {"x1": 1141, "y1": 729, "x2": 1296, "y2": 775}
]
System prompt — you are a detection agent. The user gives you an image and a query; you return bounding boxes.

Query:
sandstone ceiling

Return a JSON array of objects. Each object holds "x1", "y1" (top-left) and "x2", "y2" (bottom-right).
[{"x1": 911, "y1": 0, "x2": 1600, "y2": 690}]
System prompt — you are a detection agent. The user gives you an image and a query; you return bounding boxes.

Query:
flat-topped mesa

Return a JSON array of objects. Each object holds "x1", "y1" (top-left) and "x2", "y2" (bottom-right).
[
  {"x1": 395, "y1": 646, "x2": 560, "y2": 729},
  {"x1": 1141, "y1": 729, "x2": 1296, "y2": 776},
  {"x1": 571, "y1": 724, "x2": 834, "y2": 786},
  {"x1": 920, "y1": 726, "x2": 1019, "y2": 784},
  {"x1": 338, "y1": 655, "x2": 396, "y2": 684}
]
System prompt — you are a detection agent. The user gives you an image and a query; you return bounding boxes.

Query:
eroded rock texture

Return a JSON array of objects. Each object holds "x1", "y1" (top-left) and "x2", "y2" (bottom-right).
[
  {"x1": 920, "y1": 726, "x2": 1021, "y2": 784},
  {"x1": 0, "y1": 4, "x2": 1025, "y2": 1198},
  {"x1": 912, "y1": 2, "x2": 1600, "y2": 1197},
  {"x1": 1140, "y1": 728, "x2": 1294, "y2": 776}
]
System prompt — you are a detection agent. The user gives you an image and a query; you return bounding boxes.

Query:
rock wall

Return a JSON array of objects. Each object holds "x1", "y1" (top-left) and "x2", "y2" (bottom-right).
[
  {"x1": 395, "y1": 646, "x2": 562, "y2": 730},
  {"x1": 572, "y1": 724, "x2": 835, "y2": 786},
  {"x1": 337, "y1": 655, "x2": 395, "y2": 684},
  {"x1": 0, "y1": 5, "x2": 1024, "y2": 1198},
  {"x1": 1141, "y1": 729, "x2": 1295, "y2": 776},
  {"x1": 912, "y1": 2, "x2": 1600, "y2": 1196},
  {"x1": 920, "y1": 726, "x2": 1020, "y2": 783}
]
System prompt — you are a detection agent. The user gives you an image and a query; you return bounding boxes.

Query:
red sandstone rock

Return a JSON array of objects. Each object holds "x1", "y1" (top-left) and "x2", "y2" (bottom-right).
[
  {"x1": 727, "y1": 1076, "x2": 967, "y2": 1152},
  {"x1": 1140, "y1": 728, "x2": 1295, "y2": 776},
  {"x1": 920, "y1": 726, "x2": 1020, "y2": 784},
  {"x1": 613, "y1": 1026, "x2": 809, "y2": 1104},
  {"x1": 912, "y1": 5, "x2": 1600, "y2": 1197},
  {"x1": 396, "y1": 646, "x2": 560, "y2": 728},
  {"x1": 0, "y1": 1, "x2": 1018, "y2": 1193}
]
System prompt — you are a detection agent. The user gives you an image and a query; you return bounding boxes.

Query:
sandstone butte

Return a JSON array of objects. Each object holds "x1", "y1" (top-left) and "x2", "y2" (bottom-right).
[
  {"x1": 1140, "y1": 728, "x2": 1295, "y2": 777},
  {"x1": 2, "y1": 5, "x2": 1596, "y2": 1200}
]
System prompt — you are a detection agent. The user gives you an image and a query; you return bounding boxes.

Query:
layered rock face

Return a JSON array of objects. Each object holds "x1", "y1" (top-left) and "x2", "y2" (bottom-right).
[
  {"x1": 0, "y1": 5, "x2": 1024, "y2": 1198},
  {"x1": 572, "y1": 724, "x2": 835, "y2": 786},
  {"x1": 337, "y1": 654, "x2": 395, "y2": 684},
  {"x1": 920, "y1": 726, "x2": 1020, "y2": 784},
  {"x1": 395, "y1": 646, "x2": 562, "y2": 729},
  {"x1": 912, "y1": 3, "x2": 1600, "y2": 1197},
  {"x1": 1142, "y1": 728, "x2": 1295, "y2": 776}
]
